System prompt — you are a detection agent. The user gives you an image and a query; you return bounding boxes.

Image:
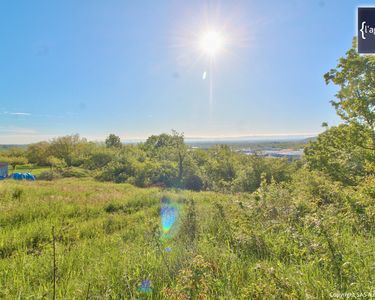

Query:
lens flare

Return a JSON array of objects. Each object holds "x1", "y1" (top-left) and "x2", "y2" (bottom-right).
[
  {"x1": 161, "y1": 206, "x2": 177, "y2": 233},
  {"x1": 160, "y1": 196, "x2": 179, "y2": 240},
  {"x1": 138, "y1": 279, "x2": 152, "y2": 293}
]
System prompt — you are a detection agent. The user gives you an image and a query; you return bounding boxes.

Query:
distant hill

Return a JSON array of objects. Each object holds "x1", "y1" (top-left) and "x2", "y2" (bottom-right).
[
  {"x1": 0, "y1": 145, "x2": 27, "y2": 152},
  {"x1": 0, "y1": 137, "x2": 317, "y2": 152}
]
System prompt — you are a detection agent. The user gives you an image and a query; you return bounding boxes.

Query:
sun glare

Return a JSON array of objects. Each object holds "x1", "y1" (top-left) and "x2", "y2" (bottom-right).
[{"x1": 199, "y1": 30, "x2": 225, "y2": 58}]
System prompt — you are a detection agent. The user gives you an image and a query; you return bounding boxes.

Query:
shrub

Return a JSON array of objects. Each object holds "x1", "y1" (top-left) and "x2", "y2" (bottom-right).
[
  {"x1": 38, "y1": 170, "x2": 62, "y2": 181},
  {"x1": 183, "y1": 174, "x2": 203, "y2": 191},
  {"x1": 61, "y1": 167, "x2": 89, "y2": 178}
]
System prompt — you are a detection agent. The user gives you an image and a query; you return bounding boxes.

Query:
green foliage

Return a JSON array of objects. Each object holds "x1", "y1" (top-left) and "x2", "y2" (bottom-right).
[
  {"x1": 144, "y1": 130, "x2": 187, "y2": 182},
  {"x1": 18, "y1": 131, "x2": 298, "y2": 192},
  {"x1": 233, "y1": 155, "x2": 293, "y2": 193},
  {"x1": 182, "y1": 174, "x2": 203, "y2": 191},
  {"x1": 324, "y1": 38, "x2": 375, "y2": 132},
  {"x1": 38, "y1": 170, "x2": 63, "y2": 181},
  {"x1": 205, "y1": 145, "x2": 238, "y2": 188},
  {"x1": 60, "y1": 167, "x2": 89, "y2": 178},
  {"x1": 0, "y1": 175, "x2": 373, "y2": 298},
  {"x1": 105, "y1": 134, "x2": 122, "y2": 148},
  {"x1": 305, "y1": 38, "x2": 375, "y2": 184},
  {"x1": 0, "y1": 147, "x2": 28, "y2": 171},
  {"x1": 8, "y1": 156, "x2": 28, "y2": 171},
  {"x1": 46, "y1": 156, "x2": 66, "y2": 170},
  {"x1": 26, "y1": 142, "x2": 51, "y2": 166},
  {"x1": 48, "y1": 134, "x2": 87, "y2": 167},
  {"x1": 37, "y1": 170, "x2": 62, "y2": 180},
  {"x1": 305, "y1": 124, "x2": 373, "y2": 184},
  {"x1": 83, "y1": 149, "x2": 115, "y2": 170}
]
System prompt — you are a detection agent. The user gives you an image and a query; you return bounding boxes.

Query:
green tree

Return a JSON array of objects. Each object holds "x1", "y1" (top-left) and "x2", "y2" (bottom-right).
[
  {"x1": 144, "y1": 130, "x2": 187, "y2": 184},
  {"x1": 305, "y1": 125, "x2": 369, "y2": 184},
  {"x1": 204, "y1": 145, "x2": 238, "y2": 191},
  {"x1": 324, "y1": 38, "x2": 374, "y2": 149},
  {"x1": 46, "y1": 156, "x2": 66, "y2": 170},
  {"x1": 305, "y1": 39, "x2": 375, "y2": 183},
  {"x1": 171, "y1": 130, "x2": 187, "y2": 181},
  {"x1": 8, "y1": 156, "x2": 28, "y2": 171},
  {"x1": 3, "y1": 148, "x2": 28, "y2": 171},
  {"x1": 84, "y1": 150, "x2": 115, "y2": 170},
  {"x1": 26, "y1": 142, "x2": 51, "y2": 165},
  {"x1": 49, "y1": 134, "x2": 87, "y2": 166},
  {"x1": 105, "y1": 134, "x2": 122, "y2": 148}
]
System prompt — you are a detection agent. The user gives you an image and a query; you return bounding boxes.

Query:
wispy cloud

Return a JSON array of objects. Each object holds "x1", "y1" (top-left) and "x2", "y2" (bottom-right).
[
  {"x1": 0, "y1": 127, "x2": 55, "y2": 144},
  {"x1": 0, "y1": 127, "x2": 37, "y2": 134},
  {"x1": 2, "y1": 111, "x2": 31, "y2": 116}
]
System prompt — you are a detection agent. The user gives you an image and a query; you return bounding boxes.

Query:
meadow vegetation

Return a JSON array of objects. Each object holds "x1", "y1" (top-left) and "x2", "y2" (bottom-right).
[{"x1": 0, "y1": 172, "x2": 374, "y2": 299}]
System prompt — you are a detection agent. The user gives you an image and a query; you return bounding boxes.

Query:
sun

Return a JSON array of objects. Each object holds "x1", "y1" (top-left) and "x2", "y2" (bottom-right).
[{"x1": 199, "y1": 30, "x2": 225, "y2": 58}]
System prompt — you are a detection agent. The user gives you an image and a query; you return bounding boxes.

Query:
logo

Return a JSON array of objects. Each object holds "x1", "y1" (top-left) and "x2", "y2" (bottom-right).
[
  {"x1": 358, "y1": 8, "x2": 375, "y2": 53},
  {"x1": 360, "y1": 21, "x2": 375, "y2": 40}
]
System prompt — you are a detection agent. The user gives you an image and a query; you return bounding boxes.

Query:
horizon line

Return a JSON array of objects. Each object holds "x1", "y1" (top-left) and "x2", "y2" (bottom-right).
[{"x1": 0, "y1": 132, "x2": 320, "y2": 145}]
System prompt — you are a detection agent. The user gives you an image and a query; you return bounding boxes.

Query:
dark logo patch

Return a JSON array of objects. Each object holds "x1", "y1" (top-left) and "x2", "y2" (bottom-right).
[{"x1": 358, "y1": 7, "x2": 375, "y2": 53}]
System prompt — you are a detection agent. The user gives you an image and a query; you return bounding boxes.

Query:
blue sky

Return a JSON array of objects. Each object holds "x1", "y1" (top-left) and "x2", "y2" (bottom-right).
[{"x1": 0, "y1": 0, "x2": 368, "y2": 143}]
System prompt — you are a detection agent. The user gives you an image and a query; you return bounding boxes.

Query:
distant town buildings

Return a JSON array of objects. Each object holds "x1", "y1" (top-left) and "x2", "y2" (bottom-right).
[{"x1": 238, "y1": 148, "x2": 304, "y2": 160}]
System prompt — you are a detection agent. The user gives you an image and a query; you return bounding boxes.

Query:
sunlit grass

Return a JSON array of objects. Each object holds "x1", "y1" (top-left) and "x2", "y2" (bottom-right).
[{"x1": 0, "y1": 176, "x2": 374, "y2": 298}]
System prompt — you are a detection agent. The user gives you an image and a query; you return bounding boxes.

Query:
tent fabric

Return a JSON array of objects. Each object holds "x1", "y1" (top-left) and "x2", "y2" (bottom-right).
[{"x1": 9, "y1": 173, "x2": 36, "y2": 181}]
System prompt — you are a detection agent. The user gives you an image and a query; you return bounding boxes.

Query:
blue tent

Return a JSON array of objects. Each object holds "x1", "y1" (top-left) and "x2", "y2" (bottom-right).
[
  {"x1": 10, "y1": 172, "x2": 36, "y2": 181},
  {"x1": 25, "y1": 173, "x2": 36, "y2": 180}
]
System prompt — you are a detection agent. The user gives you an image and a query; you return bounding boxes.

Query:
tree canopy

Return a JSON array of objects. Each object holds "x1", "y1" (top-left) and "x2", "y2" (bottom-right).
[{"x1": 305, "y1": 39, "x2": 375, "y2": 184}]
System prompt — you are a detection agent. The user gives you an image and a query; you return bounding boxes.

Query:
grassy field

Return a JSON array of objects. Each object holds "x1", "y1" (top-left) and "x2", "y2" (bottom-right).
[
  {"x1": 11, "y1": 165, "x2": 50, "y2": 177},
  {"x1": 0, "y1": 176, "x2": 374, "y2": 299}
]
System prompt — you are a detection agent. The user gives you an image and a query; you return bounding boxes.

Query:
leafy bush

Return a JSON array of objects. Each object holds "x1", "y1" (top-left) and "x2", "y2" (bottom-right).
[
  {"x1": 61, "y1": 167, "x2": 89, "y2": 178},
  {"x1": 83, "y1": 151, "x2": 115, "y2": 170},
  {"x1": 183, "y1": 174, "x2": 204, "y2": 191}
]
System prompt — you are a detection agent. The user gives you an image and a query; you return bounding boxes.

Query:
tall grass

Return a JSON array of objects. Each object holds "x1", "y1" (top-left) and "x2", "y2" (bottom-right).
[{"x1": 0, "y1": 174, "x2": 374, "y2": 299}]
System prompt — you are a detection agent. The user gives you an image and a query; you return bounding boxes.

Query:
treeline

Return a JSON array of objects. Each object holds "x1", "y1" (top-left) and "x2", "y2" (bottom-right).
[{"x1": 0, "y1": 131, "x2": 298, "y2": 192}]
